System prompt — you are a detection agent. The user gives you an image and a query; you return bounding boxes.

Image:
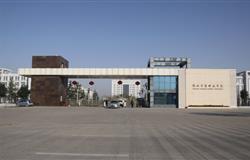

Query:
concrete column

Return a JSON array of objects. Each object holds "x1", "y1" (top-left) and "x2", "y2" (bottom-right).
[
  {"x1": 178, "y1": 69, "x2": 186, "y2": 108},
  {"x1": 230, "y1": 70, "x2": 237, "y2": 107}
]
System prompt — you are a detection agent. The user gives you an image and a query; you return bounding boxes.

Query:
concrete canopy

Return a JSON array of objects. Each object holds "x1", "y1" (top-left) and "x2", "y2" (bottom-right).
[{"x1": 18, "y1": 68, "x2": 180, "y2": 79}]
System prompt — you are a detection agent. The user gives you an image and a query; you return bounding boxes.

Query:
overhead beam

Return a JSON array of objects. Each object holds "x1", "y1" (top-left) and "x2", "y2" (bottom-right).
[{"x1": 18, "y1": 68, "x2": 180, "y2": 79}]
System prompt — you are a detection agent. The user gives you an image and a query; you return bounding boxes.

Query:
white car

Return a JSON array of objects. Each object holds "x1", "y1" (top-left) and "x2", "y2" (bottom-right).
[
  {"x1": 117, "y1": 99, "x2": 127, "y2": 107},
  {"x1": 108, "y1": 100, "x2": 121, "y2": 109}
]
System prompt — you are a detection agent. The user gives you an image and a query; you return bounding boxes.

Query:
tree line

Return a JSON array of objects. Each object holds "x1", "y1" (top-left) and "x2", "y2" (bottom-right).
[{"x1": 0, "y1": 79, "x2": 30, "y2": 103}]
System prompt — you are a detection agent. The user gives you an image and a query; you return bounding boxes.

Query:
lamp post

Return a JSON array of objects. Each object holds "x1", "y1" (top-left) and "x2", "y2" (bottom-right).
[
  {"x1": 117, "y1": 80, "x2": 123, "y2": 98},
  {"x1": 144, "y1": 83, "x2": 148, "y2": 107},
  {"x1": 76, "y1": 87, "x2": 80, "y2": 106},
  {"x1": 72, "y1": 81, "x2": 80, "y2": 106}
]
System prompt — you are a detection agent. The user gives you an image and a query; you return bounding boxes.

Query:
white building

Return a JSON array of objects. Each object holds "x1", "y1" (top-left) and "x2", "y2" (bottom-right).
[
  {"x1": 237, "y1": 71, "x2": 250, "y2": 93},
  {"x1": 236, "y1": 76, "x2": 244, "y2": 105},
  {"x1": 82, "y1": 87, "x2": 94, "y2": 100},
  {"x1": 237, "y1": 71, "x2": 250, "y2": 105},
  {"x1": 112, "y1": 79, "x2": 141, "y2": 98},
  {"x1": 0, "y1": 68, "x2": 30, "y2": 89}
]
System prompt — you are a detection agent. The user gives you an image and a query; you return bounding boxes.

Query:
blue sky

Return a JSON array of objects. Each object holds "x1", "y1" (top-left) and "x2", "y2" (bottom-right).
[{"x1": 1, "y1": 0, "x2": 250, "y2": 96}]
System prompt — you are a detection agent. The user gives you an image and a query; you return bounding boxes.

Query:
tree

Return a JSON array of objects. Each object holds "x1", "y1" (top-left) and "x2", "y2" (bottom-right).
[
  {"x1": 7, "y1": 79, "x2": 17, "y2": 103},
  {"x1": 0, "y1": 83, "x2": 7, "y2": 103},
  {"x1": 80, "y1": 89, "x2": 85, "y2": 99},
  {"x1": 17, "y1": 85, "x2": 30, "y2": 99},
  {"x1": 93, "y1": 90, "x2": 99, "y2": 102},
  {"x1": 66, "y1": 81, "x2": 76, "y2": 100},
  {"x1": 66, "y1": 81, "x2": 87, "y2": 106},
  {"x1": 240, "y1": 89, "x2": 249, "y2": 106}
]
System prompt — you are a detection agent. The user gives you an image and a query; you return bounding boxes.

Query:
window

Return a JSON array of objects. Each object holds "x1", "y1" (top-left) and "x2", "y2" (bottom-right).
[
  {"x1": 154, "y1": 77, "x2": 159, "y2": 90},
  {"x1": 159, "y1": 77, "x2": 165, "y2": 90},
  {"x1": 153, "y1": 76, "x2": 178, "y2": 106},
  {"x1": 170, "y1": 83, "x2": 176, "y2": 90},
  {"x1": 154, "y1": 93, "x2": 167, "y2": 104},
  {"x1": 153, "y1": 76, "x2": 177, "y2": 91},
  {"x1": 154, "y1": 93, "x2": 177, "y2": 105}
]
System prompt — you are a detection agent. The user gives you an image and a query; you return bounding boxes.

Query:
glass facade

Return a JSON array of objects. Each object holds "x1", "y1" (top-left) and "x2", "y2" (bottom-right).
[
  {"x1": 153, "y1": 76, "x2": 178, "y2": 107},
  {"x1": 154, "y1": 93, "x2": 177, "y2": 105}
]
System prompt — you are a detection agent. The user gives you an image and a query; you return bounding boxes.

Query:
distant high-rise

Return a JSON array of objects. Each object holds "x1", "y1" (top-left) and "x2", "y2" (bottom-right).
[{"x1": 112, "y1": 79, "x2": 141, "y2": 98}]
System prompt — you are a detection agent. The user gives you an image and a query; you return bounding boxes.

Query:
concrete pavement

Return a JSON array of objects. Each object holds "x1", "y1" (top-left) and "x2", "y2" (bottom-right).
[{"x1": 1, "y1": 107, "x2": 250, "y2": 160}]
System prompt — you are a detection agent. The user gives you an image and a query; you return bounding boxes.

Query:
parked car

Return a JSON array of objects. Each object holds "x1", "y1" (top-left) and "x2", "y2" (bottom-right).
[
  {"x1": 117, "y1": 98, "x2": 127, "y2": 107},
  {"x1": 16, "y1": 99, "x2": 33, "y2": 107},
  {"x1": 108, "y1": 100, "x2": 121, "y2": 109}
]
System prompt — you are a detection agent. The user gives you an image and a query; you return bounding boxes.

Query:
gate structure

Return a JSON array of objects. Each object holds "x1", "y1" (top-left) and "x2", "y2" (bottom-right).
[{"x1": 19, "y1": 56, "x2": 236, "y2": 108}]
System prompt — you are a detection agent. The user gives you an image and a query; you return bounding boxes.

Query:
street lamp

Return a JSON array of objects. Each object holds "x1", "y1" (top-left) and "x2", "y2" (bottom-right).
[{"x1": 72, "y1": 81, "x2": 80, "y2": 106}]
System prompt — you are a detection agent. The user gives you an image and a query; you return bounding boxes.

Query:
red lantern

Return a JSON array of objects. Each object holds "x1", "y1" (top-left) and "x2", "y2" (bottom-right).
[
  {"x1": 117, "y1": 80, "x2": 123, "y2": 85},
  {"x1": 89, "y1": 81, "x2": 94, "y2": 85},
  {"x1": 135, "y1": 81, "x2": 140, "y2": 85},
  {"x1": 72, "y1": 81, "x2": 78, "y2": 85}
]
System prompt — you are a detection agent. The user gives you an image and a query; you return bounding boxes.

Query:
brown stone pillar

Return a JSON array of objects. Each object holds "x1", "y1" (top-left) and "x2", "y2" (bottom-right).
[{"x1": 31, "y1": 56, "x2": 69, "y2": 106}]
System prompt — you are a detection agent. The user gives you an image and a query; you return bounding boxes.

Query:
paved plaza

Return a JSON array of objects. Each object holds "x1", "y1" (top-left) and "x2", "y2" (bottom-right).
[{"x1": 0, "y1": 107, "x2": 250, "y2": 160}]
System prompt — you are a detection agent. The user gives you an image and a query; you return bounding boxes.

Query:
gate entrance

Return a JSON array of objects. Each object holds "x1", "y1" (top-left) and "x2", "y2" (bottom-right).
[
  {"x1": 66, "y1": 78, "x2": 147, "y2": 108},
  {"x1": 19, "y1": 56, "x2": 193, "y2": 108}
]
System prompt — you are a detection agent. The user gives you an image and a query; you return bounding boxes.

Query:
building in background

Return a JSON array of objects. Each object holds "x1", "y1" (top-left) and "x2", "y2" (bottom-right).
[
  {"x1": 112, "y1": 79, "x2": 141, "y2": 98},
  {"x1": 237, "y1": 71, "x2": 250, "y2": 105},
  {"x1": 0, "y1": 68, "x2": 31, "y2": 89},
  {"x1": 236, "y1": 75, "x2": 244, "y2": 105},
  {"x1": 82, "y1": 87, "x2": 94, "y2": 100}
]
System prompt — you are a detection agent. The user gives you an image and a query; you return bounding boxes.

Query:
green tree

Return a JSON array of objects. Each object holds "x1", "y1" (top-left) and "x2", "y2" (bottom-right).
[
  {"x1": 17, "y1": 85, "x2": 30, "y2": 99},
  {"x1": 66, "y1": 81, "x2": 76, "y2": 100},
  {"x1": 7, "y1": 79, "x2": 17, "y2": 103},
  {"x1": 0, "y1": 83, "x2": 7, "y2": 103},
  {"x1": 240, "y1": 89, "x2": 249, "y2": 106},
  {"x1": 80, "y1": 89, "x2": 85, "y2": 99},
  {"x1": 67, "y1": 81, "x2": 86, "y2": 106},
  {"x1": 93, "y1": 90, "x2": 99, "y2": 102}
]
